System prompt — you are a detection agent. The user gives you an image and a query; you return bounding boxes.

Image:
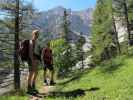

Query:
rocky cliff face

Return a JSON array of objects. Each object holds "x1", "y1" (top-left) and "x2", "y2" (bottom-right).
[{"x1": 29, "y1": 6, "x2": 93, "y2": 41}]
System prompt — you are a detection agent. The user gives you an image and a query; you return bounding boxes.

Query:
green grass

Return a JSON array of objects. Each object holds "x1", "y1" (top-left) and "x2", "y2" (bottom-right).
[
  {"x1": 0, "y1": 96, "x2": 27, "y2": 100},
  {"x1": 46, "y1": 55, "x2": 133, "y2": 100},
  {"x1": 0, "y1": 55, "x2": 133, "y2": 100}
]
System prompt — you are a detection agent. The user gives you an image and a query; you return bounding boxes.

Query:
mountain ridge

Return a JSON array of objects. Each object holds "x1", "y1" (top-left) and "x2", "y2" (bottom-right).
[{"x1": 25, "y1": 6, "x2": 93, "y2": 42}]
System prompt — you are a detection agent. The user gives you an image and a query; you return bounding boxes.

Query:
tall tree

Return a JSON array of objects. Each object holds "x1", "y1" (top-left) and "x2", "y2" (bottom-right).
[
  {"x1": 76, "y1": 35, "x2": 86, "y2": 69},
  {"x1": 91, "y1": 0, "x2": 118, "y2": 63},
  {"x1": 0, "y1": 0, "x2": 35, "y2": 90},
  {"x1": 111, "y1": 2, "x2": 121, "y2": 54},
  {"x1": 14, "y1": 0, "x2": 20, "y2": 90},
  {"x1": 123, "y1": 0, "x2": 131, "y2": 43},
  {"x1": 62, "y1": 9, "x2": 70, "y2": 43},
  {"x1": 128, "y1": 0, "x2": 133, "y2": 22}
]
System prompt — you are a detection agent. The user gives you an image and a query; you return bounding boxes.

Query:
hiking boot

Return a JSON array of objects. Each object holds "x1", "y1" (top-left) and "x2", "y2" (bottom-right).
[
  {"x1": 26, "y1": 90, "x2": 37, "y2": 95},
  {"x1": 32, "y1": 89, "x2": 39, "y2": 94},
  {"x1": 26, "y1": 87, "x2": 37, "y2": 95},
  {"x1": 44, "y1": 79, "x2": 49, "y2": 86},
  {"x1": 44, "y1": 78, "x2": 51, "y2": 86},
  {"x1": 50, "y1": 81, "x2": 56, "y2": 86},
  {"x1": 27, "y1": 85, "x2": 39, "y2": 95},
  {"x1": 32, "y1": 83, "x2": 39, "y2": 94}
]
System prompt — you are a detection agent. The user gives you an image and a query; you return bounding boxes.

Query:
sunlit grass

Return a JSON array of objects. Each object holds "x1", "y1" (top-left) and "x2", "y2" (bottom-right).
[{"x1": 1, "y1": 55, "x2": 133, "y2": 100}]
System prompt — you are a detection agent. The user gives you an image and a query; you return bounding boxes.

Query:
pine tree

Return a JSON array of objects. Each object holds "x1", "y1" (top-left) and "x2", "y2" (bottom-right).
[
  {"x1": 0, "y1": 0, "x2": 35, "y2": 90},
  {"x1": 91, "y1": 0, "x2": 118, "y2": 63},
  {"x1": 62, "y1": 9, "x2": 70, "y2": 43},
  {"x1": 128, "y1": 0, "x2": 133, "y2": 22},
  {"x1": 76, "y1": 35, "x2": 86, "y2": 69}
]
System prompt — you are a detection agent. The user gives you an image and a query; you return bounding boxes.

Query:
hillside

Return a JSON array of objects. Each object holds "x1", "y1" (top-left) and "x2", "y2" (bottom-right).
[
  {"x1": 1, "y1": 55, "x2": 133, "y2": 100},
  {"x1": 54, "y1": 55, "x2": 133, "y2": 100}
]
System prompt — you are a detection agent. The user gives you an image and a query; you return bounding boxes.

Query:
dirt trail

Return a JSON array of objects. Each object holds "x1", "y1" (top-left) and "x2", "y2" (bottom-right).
[{"x1": 29, "y1": 85, "x2": 56, "y2": 100}]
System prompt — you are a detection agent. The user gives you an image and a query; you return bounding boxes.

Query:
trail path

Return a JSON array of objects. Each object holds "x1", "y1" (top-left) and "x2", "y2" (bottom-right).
[{"x1": 29, "y1": 85, "x2": 56, "y2": 100}]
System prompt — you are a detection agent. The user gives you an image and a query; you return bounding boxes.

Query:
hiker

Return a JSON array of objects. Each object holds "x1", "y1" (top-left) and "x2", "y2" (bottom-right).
[
  {"x1": 19, "y1": 30, "x2": 40, "y2": 95},
  {"x1": 42, "y1": 41, "x2": 55, "y2": 85},
  {"x1": 27, "y1": 30, "x2": 40, "y2": 94}
]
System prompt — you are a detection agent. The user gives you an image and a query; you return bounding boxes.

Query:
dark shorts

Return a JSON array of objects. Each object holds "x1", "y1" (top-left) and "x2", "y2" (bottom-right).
[
  {"x1": 33, "y1": 53, "x2": 41, "y2": 61},
  {"x1": 44, "y1": 64, "x2": 54, "y2": 71}
]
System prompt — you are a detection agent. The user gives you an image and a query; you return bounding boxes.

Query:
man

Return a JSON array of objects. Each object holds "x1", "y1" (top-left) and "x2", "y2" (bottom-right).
[
  {"x1": 42, "y1": 41, "x2": 55, "y2": 85},
  {"x1": 27, "y1": 30, "x2": 40, "y2": 95}
]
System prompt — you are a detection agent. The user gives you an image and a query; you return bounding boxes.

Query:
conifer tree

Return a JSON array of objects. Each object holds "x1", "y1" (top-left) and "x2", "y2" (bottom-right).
[{"x1": 91, "y1": 0, "x2": 118, "y2": 63}]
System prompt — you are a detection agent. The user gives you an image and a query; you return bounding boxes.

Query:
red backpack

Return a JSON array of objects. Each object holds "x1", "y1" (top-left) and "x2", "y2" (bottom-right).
[
  {"x1": 19, "y1": 40, "x2": 30, "y2": 62},
  {"x1": 42, "y1": 48, "x2": 52, "y2": 64}
]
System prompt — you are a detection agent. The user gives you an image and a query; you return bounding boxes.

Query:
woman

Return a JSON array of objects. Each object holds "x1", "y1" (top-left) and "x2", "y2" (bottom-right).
[{"x1": 27, "y1": 30, "x2": 40, "y2": 95}]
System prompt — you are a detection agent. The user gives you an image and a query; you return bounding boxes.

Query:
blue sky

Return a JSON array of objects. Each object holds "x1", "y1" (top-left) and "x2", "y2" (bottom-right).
[{"x1": 27, "y1": 0, "x2": 96, "y2": 11}]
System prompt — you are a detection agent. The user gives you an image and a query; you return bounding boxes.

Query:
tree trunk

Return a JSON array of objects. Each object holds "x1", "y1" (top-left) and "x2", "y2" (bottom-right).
[
  {"x1": 123, "y1": 0, "x2": 131, "y2": 45},
  {"x1": 112, "y1": 14, "x2": 121, "y2": 54},
  {"x1": 81, "y1": 51, "x2": 84, "y2": 69},
  {"x1": 14, "y1": 0, "x2": 20, "y2": 90},
  {"x1": 111, "y1": 1, "x2": 121, "y2": 54}
]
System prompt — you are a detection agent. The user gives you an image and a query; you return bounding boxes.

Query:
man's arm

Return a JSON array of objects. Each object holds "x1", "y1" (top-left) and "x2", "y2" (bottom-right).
[
  {"x1": 51, "y1": 49, "x2": 53, "y2": 65},
  {"x1": 41, "y1": 48, "x2": 45, "y2": 65}
]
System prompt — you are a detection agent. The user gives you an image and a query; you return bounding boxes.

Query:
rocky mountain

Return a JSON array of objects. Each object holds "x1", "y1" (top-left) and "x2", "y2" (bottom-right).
[{"x1": 30, "y1": 6, "x2": 93, "y2": 41}]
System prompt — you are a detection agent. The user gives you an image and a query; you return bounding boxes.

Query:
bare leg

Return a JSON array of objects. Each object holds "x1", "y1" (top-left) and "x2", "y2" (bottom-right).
[
  {"x1": 27, "y1": 70, "x2": 34, "y2": 93},
  {"x1": 32, "y1": 71, "x2": 38, "y2": 89},
  {"x1": 32, "y1": 60, "x2": 38, "y2": 89},
  {"x1": 28, "y1": 71, "x2": 34, "y2": 87}
]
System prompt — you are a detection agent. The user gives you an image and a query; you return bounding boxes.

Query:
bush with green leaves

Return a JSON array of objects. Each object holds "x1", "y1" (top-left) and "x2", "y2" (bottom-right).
[{"x1": 50, "y1": 39, "x2": 79, "y2": 77}]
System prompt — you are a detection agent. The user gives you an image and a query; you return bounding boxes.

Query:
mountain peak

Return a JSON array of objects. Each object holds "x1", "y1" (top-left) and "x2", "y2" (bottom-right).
[
  {"x1": 30, "y1": 7, "x2": 93, "y2": 39},
  {"x1": 48, "y1": 6, "x2": 65, "y2": 12},
  {"x1": 54, "y1": 6, "x2": 65, "y2": 10}
]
